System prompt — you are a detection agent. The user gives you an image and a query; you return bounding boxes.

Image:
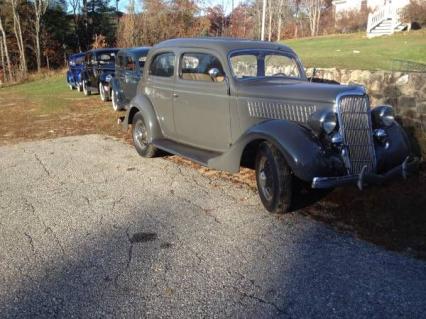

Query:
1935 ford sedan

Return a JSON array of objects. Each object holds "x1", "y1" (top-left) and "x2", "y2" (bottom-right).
[{"x1": 121, "y1": 38, "x2": 419, "y2": 213}]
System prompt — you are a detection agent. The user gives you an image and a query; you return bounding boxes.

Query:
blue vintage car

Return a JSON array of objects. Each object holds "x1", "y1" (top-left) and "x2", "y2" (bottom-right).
[
  {"x1": 110, "y1": 47, "x2": 150, "y2": 111},
  {"x1": 66, "y1": 52, "x2": 85, "y2": 91},
  {"x1": 81, "y1": 48, "x2": 120, "y2": 101}
]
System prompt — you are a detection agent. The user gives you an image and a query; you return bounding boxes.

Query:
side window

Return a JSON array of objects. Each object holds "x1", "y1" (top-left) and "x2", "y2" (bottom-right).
[
  {"x1": 180, "y1": 53, "x2": 225, "y2": 82},
  {"x1": 126, "y1": 56, "x2": 135, "y2": 71},
  {"x1": 149, "y1": 52, "x2": 175, "y2": 77},
  {"x1": 139, "y1": 56, "x2": 147, "y2": 69},
  {"x1": 230, "y1": 54, "x2": 257, "y2": 78},
  {"x1": 116, "y1": 54, "x2": 123, "y2": 67}
]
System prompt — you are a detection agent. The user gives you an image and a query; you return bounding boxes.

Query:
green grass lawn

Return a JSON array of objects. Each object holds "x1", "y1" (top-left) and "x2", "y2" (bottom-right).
[
  {"x1": 0, "y1": 72, "x2": 76, "y2": 115},
  {"x1": 283, "y1": 30, "x2": 426, "y2": 71}
]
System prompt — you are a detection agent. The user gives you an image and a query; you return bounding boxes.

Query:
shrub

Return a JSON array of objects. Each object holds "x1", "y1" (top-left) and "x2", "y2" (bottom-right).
[
  {"x1": 335, "y1": 8, "x2": 369, "y2": 33},
  {"x1": 402, "y1": 0, "x2": 426, "y2": 27}
]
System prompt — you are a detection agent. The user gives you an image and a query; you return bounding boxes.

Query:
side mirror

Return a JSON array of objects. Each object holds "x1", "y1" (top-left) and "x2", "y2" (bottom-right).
[{"x1": 208, "y1": 68, "x2": 220, "y2": 80}]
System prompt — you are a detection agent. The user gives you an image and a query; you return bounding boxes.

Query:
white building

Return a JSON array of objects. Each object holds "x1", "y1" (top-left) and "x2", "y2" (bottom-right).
[{"x1": 332, "y1": 0, "x2": 411, "y2": 37}]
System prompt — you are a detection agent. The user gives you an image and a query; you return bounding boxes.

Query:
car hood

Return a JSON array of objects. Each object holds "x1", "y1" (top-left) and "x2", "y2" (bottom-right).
[{"x1": 234, "y1": 79, "x2": 365, "y2": 104}]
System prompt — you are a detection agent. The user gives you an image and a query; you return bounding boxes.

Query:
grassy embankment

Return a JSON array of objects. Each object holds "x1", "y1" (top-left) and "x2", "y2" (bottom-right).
[{"x1": 284, "y1": 30, "x2": 426, "y2": 71}]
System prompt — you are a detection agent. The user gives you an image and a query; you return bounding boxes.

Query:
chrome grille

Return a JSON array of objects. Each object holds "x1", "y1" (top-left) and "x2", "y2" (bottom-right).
[
  {"x1": 338, "y1": 95, "x2": 376, "y2": 175},
  {"x1": 248, "y1": 100, "x2": 316, "y2": 123}
]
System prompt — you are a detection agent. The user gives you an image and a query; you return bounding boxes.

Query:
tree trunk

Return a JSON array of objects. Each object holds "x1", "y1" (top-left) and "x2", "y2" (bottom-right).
[
  {"x1": 0, "y1": 35, "x2": 5, "y2": 82},
  {"x1": 11, "y1": 0, "x2": 27, "y2": 76},
  {"x1": 35, "y1": 19, "x2": 41, "y2": 72},
  {"x1": 0, "y1": 17, "x2": 12, "y2": 81},
  {"x1": 268, "y1": 0, "x2": 272, "y2": 41}
]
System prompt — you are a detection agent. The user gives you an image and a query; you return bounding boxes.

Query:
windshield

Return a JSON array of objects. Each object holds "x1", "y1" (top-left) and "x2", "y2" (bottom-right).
[
  {"x1": 97, "y1": 52, "x2": 116, "y2": 64},
  {"x1": 230, "y1": 50, "x2": 301, "y2": 80},
  {"x1": 70, "y1": 55, "x2": 84, "y2": 66}
]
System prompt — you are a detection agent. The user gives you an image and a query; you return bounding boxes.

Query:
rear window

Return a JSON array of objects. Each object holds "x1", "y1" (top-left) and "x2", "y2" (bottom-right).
[
  {"x1": 149, "y1": 52, "x2": 175, "y2": 77},
  {"x1": 97, "y1": 52, "x2": 116, "y2": 64}
]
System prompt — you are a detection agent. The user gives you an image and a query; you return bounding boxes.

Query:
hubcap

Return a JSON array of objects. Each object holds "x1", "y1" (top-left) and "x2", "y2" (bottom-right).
[
  {"x1": 99, "y1": 83, "x2": 104, "y2": 99},
  {"x1": 258, "y1": 156, "x2": 273, "y2": 202},
  {"x1": 134, "y1": 120, "x2": 148, "y2": 150},
  {"x1": 112, "y1": 91, "x2": 118, "y2": 110}
]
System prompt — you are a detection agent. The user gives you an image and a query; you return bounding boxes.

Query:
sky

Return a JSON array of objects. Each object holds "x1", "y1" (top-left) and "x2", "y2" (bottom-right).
[{"x1": 117, "y1": 0, "x2": 245, "y2": 14}]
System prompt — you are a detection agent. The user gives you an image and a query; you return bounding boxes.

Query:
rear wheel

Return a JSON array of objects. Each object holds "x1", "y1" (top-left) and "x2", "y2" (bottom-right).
[
  {"x1": 255, "y1": 141, "x2": 293, "y2": 213},
  {"x1": 83, "y1": 80, "x2": 91, "y2": 96},
  {"x1": 111, "y1": 89, "x2": 122, "y2": 111},
  {"x1": 132, "y1": 112, "x2": 158, "y2": 158},
  {"x1": 99, "y1": 82, "x2": 107, "y2": 102}
]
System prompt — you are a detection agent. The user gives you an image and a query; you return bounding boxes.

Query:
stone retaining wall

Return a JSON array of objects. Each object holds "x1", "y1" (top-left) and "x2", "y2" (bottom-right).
[{"x1": 307, "y1": 68, "x2": 426, "y2": 157}]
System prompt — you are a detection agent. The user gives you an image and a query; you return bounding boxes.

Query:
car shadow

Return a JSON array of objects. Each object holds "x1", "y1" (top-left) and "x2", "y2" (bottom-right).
[{"x1": 2, "y1": 196, "x2": 426, "y2": 317}]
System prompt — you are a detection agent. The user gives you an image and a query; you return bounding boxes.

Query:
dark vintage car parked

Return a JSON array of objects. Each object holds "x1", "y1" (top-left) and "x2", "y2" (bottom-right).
[
  {"x1": 110, "y1": 47, "x2": 151, "y2": 111},
  {"x1": 66, "y1": 52, "x2": 85, "y2": 91},
  {"x1": 81, "y1": 48, "x2": 120, "y2": 101},
  {"x1": 121, "y1": 38, "x2": 419, "y2": 213}
]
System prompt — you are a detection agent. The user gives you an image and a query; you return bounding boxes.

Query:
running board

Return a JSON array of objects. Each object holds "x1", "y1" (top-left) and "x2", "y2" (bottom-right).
[{"x1": 153, "y1": 138, "x2": 222, "y2": 166}]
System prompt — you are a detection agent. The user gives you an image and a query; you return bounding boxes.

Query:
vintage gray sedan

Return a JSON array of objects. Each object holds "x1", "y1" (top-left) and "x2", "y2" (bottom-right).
[{"x1": 121, "y1": 38, "x2": 418, "y2": 213}]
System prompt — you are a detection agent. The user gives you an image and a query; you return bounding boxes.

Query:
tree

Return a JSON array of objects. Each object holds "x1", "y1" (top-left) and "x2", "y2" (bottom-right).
[
  {"x1": 9, "y1": 0, "x2": 27, "y2": 76},
  {"x1": 0, "y1": 14, "x2": 12, "y2": 81},
  {"x1": 303, "y1": 0, "x2": 324, "y2": 36},
  {"x1": 32, "y1": 0, "x2": 49, "y2": 72}
]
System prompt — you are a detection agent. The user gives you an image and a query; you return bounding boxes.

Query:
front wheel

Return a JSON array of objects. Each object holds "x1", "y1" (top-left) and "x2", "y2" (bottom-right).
[
  {"x1": 83, "y1": 80, "x2": 91, "y2": 96},
  {"x1": 255, "y1": 142, "x2": 293, "y2": 213},
  {"x1": 132, "y1": 112, "x2": 158, "y2": 158},
  {"x1": 77, "y1": 83, "x2": 83, "y2": 92}
]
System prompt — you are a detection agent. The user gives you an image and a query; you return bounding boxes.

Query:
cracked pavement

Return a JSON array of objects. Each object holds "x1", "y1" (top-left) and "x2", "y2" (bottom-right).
[{"x1": 0, "y1": 135, "x2": 425, "y2": 318}]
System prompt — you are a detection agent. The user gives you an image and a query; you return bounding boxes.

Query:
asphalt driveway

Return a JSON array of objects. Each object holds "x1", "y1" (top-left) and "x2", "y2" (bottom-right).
[{"x1": 0, "y1": 135, "x2": 425, "y2": 318}]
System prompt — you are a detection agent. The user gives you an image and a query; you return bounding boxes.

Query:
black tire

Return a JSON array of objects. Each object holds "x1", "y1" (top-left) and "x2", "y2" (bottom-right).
[
  {"x1": 132, "y1": 112, "x2": 158, "y2": 158},
  {"x1": 111, "y1": 89, "x2": 122, "y2": 111},
  {"x1": 77, "y1": 84, "x2": 83, "y2": 92},
  {"x1": 99, "y1": 82, "x2": 107, "y2": 102},
  {"x1": 255, "y1": 141, "x2": 293, "y2": 213},
  {"x1": 83, "y1": 80, "x2": 91, "y2": 96}
]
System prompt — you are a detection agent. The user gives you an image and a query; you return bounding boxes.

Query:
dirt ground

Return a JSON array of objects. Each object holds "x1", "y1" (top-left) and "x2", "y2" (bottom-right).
[{"x1": 1, "y1": 74, "x2": 425, "y2": 259}]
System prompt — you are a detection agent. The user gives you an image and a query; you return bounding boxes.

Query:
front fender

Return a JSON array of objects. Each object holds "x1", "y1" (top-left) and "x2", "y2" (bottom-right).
[
  {"x1": 99, "y1": 71, "x2": 115, "y2": 84},
  {"x1": 122, "y1": 95, "x2": 163, "y2": 142},
  {"x1": 66, "y1": 71, "x2": 74, "y2": 84},
  {"x1": 375, "y1": 122, "x2": 412, "y2": 173},
  {"x1": 211, "y1": 119, "x2": 345, "y2": 181}
]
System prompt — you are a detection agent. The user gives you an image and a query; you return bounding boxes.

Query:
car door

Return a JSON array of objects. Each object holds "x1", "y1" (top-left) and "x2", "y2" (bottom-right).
[
  {"x1": 90, "y1": 52, "x2": 99, "y2": 88},
  {"x1": 144, "y1": 51, "x2": 176, "y2": 138},
  {"x1": 84, "y1": 52, "x2": 93, "y2": 83},
  {"x1": 173, "y1": 51, "x2": 230, "y2": 152},
  {"x1": 123, "y1": 54, "x2": 139, "y2": 101}
]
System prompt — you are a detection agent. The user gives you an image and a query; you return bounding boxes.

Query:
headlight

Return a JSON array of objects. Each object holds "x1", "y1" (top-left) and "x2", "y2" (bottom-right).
[
  {"x1": 105, "y1": 74, "x2": 112, "y2": 82},
  {"x1": 372, "y1": 105, "x2": 394, "y2": 127},
  {"x1": 308, "y1": 109, "x2": 338, "y2": 135}
]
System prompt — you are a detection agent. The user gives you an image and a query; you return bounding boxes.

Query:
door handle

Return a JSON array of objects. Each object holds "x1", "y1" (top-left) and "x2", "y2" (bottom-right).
[{"x1": 173, "y1": 93, "x2": 178, "y2": 98}]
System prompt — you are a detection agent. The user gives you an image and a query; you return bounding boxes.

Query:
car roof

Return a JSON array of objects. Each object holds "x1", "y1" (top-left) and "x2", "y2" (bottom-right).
[
  {"x1": 87, "y1": 48, "x2": 120, "y2": 54},
  {"x1": 153, "y1": 37, "x2": 296, "y2": 55},
  {"x1": 118, "y1": 46, "x2": 151, "y2": 56},
  {"x1": 69, "y1": 52, "x2": 85, "y2": 59}
]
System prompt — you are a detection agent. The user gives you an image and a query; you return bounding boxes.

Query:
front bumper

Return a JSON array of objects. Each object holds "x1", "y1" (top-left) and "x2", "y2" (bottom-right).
[{"x1": 312, "y1": 156, "x2": 420, "y2": 190}]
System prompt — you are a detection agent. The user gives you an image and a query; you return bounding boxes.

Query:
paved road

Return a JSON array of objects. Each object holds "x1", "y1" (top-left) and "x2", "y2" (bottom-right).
[{"x1": 0, "y1": 135, "x2": 425, "y2": 318}]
